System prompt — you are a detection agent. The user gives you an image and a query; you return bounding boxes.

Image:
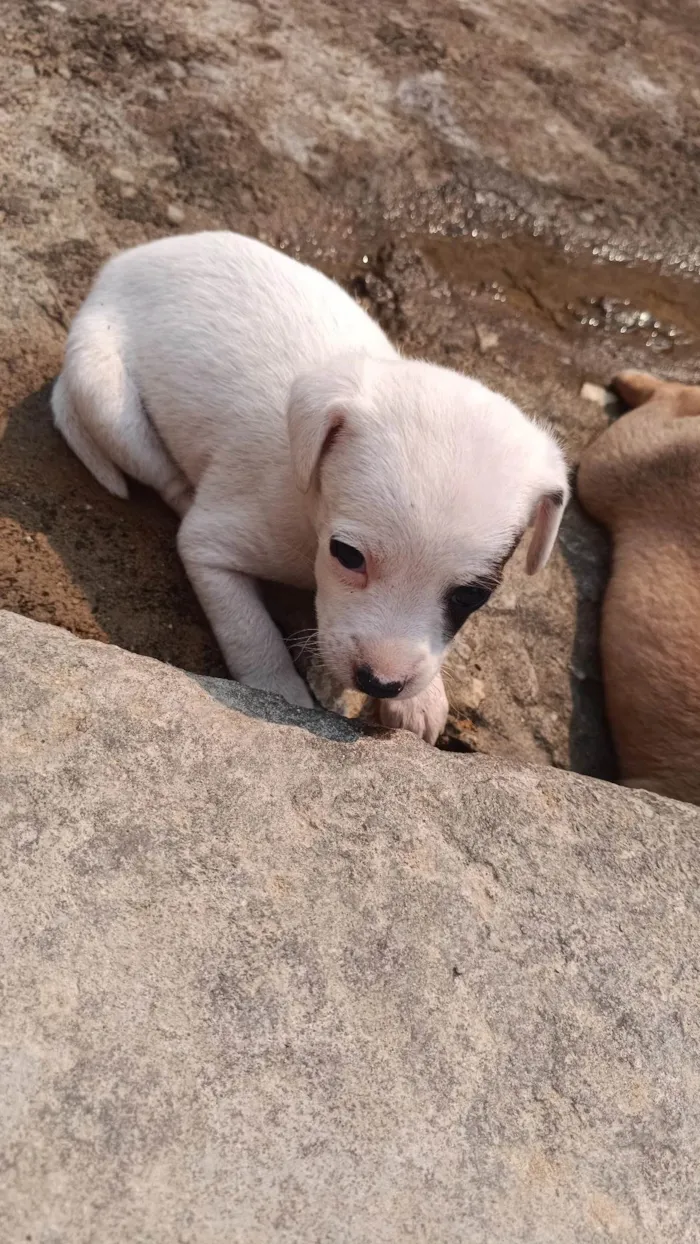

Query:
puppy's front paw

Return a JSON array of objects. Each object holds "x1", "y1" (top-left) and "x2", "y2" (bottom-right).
[{"x1": 378, "y1": 675, "x2": 449, "y2": 746}]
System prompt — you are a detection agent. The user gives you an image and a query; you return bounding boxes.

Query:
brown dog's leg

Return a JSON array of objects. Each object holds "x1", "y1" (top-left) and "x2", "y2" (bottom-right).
[
  {"x1": 611, "y1": 371, "x2": 668, "y2": 409},
  {"x1": 621, "y1": 776, "x2": 668, "y2": 795},
  {"x1": 613, "y1": 371, "x2": 700, "y2": 420}
]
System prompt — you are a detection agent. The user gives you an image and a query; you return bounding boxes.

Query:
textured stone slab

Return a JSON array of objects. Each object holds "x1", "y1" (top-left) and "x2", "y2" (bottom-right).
[{"x1": 1, "y1": 611, "x2": 698, "y2": 1243}]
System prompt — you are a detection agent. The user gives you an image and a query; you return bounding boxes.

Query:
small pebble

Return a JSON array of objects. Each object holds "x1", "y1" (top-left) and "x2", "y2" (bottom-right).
[
  {"x1": 475, "y1": 323, "x2": 499, "y2": 353},
  {"x1": 188, "y1": 62, "x2": 228, "y2": 83},
  {"x1": 120, "y1": 185, "x2": 137, "y2": 200},
  {"x1": 498, "y1": 592, "x2": 517, "y2": 612},
  {"x1": 455, "y1": 678, "x2": 486, "y2": 715},
  {"x1": 166, "y1": 203, "x2": 185, "y2": 225},
  {"x1": 580, "y1": 381, "x2": 618, "y2": 410},
  {"x1": 110, "y1": 166, "x2": 135, "y2": 184},
  {"x1": 57, "y1": 64, "x2": 71, "y2": 80},
  {"x1": 469, "y1": 678, "x2": 486, "y2": 709},
  {"x1": 165, "y1": 60, "x2": 187, "y2": 81}
]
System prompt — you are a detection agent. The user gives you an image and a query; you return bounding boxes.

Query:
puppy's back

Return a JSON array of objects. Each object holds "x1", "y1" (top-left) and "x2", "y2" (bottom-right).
[
  {"x1": 92, "y1": 230, "x2": 393, "y2": 397},
  {"x1": 70, "y1": 231, "x2": 395, "y2": 483}
]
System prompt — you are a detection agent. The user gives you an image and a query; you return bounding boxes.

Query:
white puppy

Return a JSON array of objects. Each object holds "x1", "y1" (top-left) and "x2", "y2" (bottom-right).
[{"x1": 52, "y1": 232, "x2": 568, "y2": 743}]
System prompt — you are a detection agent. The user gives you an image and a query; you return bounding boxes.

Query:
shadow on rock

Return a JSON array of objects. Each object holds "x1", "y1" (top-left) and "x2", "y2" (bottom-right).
[{"x1": 191, "y1": 673, "x2": 366, "y2": 742}]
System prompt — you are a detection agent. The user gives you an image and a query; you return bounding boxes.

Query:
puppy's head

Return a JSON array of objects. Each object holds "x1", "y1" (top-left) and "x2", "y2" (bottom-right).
[{"x1": 288, "y1": 354, "x2": 568, "y2": 700}]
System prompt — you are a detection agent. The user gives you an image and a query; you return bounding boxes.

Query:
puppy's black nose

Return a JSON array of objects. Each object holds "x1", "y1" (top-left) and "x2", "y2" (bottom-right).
[{"x1": 354, "y1": 665, "x2": 405, "y2": 699}]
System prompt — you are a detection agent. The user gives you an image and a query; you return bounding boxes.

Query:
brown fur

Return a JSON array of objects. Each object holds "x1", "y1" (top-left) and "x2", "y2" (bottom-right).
[{"x1": 577, "y1": 371, "x2": 700, "y2": 804}]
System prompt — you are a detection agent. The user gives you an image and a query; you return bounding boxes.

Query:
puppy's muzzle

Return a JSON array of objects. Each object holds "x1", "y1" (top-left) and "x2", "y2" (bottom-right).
[{"x1": 354, "y1": 664, "x2": 405, "y2": 699}]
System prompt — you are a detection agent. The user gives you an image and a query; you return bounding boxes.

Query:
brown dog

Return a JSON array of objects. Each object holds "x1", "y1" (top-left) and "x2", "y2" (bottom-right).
[{"x1": 577, "y1": 371, "x2": 700, "y2": 804}]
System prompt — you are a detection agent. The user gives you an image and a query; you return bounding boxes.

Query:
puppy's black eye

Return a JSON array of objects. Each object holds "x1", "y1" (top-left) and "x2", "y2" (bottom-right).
[
  {"x1": 446, "y1": 584, "x2": 492, "y2": 634},
  {"x1": 330, "y1": 538, "x2": 366, "y2": 572}
]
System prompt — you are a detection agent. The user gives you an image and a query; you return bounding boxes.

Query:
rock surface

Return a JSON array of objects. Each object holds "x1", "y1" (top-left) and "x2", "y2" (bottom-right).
[{"x1": 1, "y1": 609, "x2": 699, "y2": 1244}]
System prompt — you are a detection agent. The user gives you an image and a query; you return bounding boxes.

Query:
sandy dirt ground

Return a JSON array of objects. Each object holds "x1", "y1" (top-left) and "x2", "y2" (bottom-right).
[{"x1": 2, "y1": 0, "x2": 700, "y2": 774}]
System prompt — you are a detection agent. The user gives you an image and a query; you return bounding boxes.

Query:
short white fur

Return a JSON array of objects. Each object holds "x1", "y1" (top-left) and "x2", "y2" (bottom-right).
[{"x1": 52, "y1": 231, "x2": 568, "y2": 743}]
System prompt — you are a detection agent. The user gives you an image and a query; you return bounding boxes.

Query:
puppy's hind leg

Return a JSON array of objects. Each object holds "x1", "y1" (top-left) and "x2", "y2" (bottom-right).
[
  {"x1": 52, "y1": 371, "x2": 129, "y2": 499},
  {"x1": 53, "y1": 314, "x2": 192, "y2": 516}
]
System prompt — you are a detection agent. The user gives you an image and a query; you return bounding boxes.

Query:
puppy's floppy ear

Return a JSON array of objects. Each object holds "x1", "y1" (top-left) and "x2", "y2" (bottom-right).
[
  {"x1": 287, "y1": 395, "x2": 345, "y2": 494},
  {"x1": 525, "y1": 443, "x2": 570, "y2": 574},
  {"x1": 286, "y1": 356, "x2": 364, "y2": 493}
]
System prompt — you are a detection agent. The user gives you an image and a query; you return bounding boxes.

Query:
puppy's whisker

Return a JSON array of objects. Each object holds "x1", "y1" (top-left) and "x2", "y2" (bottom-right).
[
  {"x1": 287, "y1": 631, "x2": 322, "y2": 658},
  {"x1": 286, "y1": 629, "x2": 320, "y2": 652},
  {"x1": 293, "y1": 642, "x2": 322, "y2": 660},
  {"x1": 273, "y1": 536, "x2": 316, "y2": 569},
  {"x1": 441, "y1": 665, "x2": 459, "y2": 692},
  {"x1": 441, "y1": 667, "x2": 467, "y2": 700}
]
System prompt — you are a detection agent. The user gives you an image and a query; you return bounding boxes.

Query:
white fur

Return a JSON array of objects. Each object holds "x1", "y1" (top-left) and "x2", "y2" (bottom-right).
[{"x1": 52, "y1": 231, "x2": 568, "y2": 742}]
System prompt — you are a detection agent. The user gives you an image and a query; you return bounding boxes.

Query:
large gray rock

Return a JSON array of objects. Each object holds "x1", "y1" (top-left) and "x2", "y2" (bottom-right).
[{"x1": 1, "y1": 609, "x2": 699, "y2": 1244}]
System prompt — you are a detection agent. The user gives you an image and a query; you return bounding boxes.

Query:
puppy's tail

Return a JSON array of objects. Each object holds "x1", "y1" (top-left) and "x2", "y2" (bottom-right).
[{"x1": 51, "y1": 372, "x2": 129, "y2": 499}]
